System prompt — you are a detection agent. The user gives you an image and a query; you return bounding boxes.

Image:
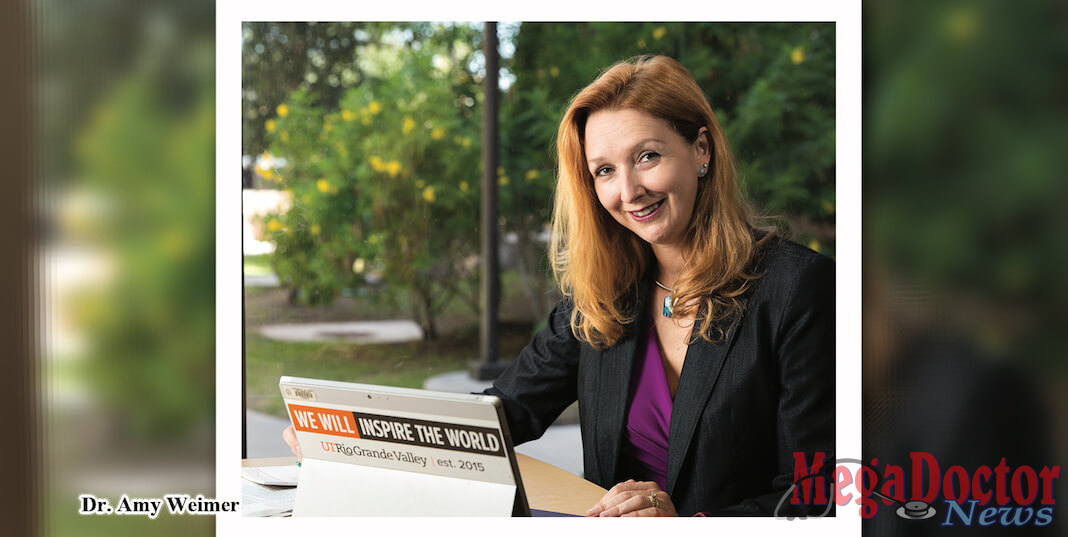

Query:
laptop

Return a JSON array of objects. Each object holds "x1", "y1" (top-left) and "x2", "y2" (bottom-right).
[{"x1": 279, "y1": 376, "x2": 531, "y2": 516}]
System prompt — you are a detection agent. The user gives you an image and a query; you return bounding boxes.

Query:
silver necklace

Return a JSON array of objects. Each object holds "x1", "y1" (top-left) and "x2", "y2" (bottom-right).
[{"x1": 655, "y1": 279, "x2": 678, "y2": 318}]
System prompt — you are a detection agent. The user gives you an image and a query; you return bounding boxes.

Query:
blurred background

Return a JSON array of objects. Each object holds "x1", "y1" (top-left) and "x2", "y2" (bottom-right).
[
  {"x1": 31, "y1": 1, "x2": 216, "y2": 536},
  {"x1": 9, "y1": 2, "x2": 1063, "y2": 536},
  {"x1": 862, "y1": 1, "x2": 1066, "y2": 535}
]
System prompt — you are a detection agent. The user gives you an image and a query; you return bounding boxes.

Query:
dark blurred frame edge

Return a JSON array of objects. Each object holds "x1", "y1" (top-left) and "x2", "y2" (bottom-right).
[{"x1": 0, "y1": 0, "x2": 41, "y2": 534}]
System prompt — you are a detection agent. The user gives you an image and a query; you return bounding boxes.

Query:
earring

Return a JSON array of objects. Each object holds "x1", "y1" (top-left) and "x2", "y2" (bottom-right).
[{"x1": 698, "y1": 163, "x2": 708, "y2": 178}]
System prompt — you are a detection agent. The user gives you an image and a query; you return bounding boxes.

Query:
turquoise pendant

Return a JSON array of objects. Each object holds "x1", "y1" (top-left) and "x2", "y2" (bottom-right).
[{"x1": 663, "y1": 295, "x2": 677, "y2": 318}]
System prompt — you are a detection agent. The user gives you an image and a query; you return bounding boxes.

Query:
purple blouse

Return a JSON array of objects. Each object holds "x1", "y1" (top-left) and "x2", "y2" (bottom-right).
[{"x1": 619, "y1": 321, "x2": 673, "y2": 490}]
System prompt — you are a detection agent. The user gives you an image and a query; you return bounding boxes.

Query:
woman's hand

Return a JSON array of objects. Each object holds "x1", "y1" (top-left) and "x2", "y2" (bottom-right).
[
  {"x1": 282, "y1": 424, "x2": 302, "y2": 461},
  {"x1": 586, "y1": 479, "x2": 678, "y2": 517}
]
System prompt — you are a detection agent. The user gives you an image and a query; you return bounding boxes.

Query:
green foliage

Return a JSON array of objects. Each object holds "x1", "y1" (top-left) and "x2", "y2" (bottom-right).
[
  {"x1": 243, "y1": 22, "x2": 379, "y2": 157},
  {"x1": 72, "y1": 41, "x2": 215, "y2": 439},
  {"x1": 865, "y1": 1, "x2": 1068, "y2": 359},
  {"x1": 261, "y1": 25, "x2": 484, "y2": 337}
]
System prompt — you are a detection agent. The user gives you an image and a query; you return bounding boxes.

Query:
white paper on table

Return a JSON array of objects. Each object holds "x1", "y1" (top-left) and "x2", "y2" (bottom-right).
[
  {"x1": 241, "y1": 478, "x2": 297, "y2": 517},
  {"x1": 241, "y1": 465, "x2": 299, "y2": 487}
]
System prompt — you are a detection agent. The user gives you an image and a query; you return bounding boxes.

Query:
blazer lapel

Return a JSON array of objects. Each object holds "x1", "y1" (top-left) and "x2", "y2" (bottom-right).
[
  {"x1": 592, "y1": 279, "x2": 649, "y2": 485},
  {"x1": 664, "y1": 295, "x2": 749, "y2": 494},
  {"x1": 593, "y1": 330, "x2": 636, "y2": 484}
]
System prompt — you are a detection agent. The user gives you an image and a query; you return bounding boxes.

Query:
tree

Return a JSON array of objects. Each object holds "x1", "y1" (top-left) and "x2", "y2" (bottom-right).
[
  {"x1": 243, "y1": 22, "x2": 375, "y2": 158},
  {"x1": 260, "y1": 23, "x2": 485, "y2": 338}
]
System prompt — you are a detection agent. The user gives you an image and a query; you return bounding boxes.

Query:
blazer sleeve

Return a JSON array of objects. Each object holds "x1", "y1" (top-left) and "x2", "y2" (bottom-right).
[
  {"x1": 483, "y1": 300, "x2": 582, "y2": 445},
  {"x1": 703, "y1": 253, "x2": 836, "y2": 516}
]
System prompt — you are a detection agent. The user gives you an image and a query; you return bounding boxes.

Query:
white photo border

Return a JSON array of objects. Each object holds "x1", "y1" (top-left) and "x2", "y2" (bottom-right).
[{"x1": 217, "y1": 2, "x2": 861, "y2": 535}]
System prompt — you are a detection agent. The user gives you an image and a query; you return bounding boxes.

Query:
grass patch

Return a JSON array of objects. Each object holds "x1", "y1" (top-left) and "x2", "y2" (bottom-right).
[
  {"x1": 242, "y1": 262, "x2": 555, "y2": 418},
  {"x1": 245, "y1": 323, "x2": 534, "y2": 418},
  {"x1": 243, "y1": 254, "x2": 273, "y2": 276}
]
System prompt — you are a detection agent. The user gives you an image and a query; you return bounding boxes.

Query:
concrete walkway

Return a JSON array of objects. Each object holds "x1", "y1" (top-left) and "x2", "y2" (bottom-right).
[
  {"x1": 246, "y1": 409, "x2": 298, "y2": 458},
  {"x1": 258, "y1": 320, "x2": 423, "y2": 344},
  {"x1": 244, "y1": 273, "x2": 280, "y2": 287}
]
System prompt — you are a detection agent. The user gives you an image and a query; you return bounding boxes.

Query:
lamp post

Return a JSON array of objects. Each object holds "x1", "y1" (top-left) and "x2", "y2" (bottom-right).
[{"x1": 470, "y1": 21, "x2": 507, "y2": 381}]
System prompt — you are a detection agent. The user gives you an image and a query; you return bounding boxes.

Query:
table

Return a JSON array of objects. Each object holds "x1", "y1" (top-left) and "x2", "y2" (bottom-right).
[{"x1": 243, "y1": 453, "x2": 607, "y2": 516}]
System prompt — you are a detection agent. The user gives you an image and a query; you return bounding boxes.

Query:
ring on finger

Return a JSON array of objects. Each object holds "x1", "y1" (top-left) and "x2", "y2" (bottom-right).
[{"x1": 648, "y1": 493, "x2": 660, "y2": 509}]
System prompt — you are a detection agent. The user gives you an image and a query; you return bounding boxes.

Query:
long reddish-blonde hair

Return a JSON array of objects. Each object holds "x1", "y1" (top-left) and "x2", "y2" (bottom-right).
[{"x1": 551, "y1": 55, "x2": 771, "y2": 349}]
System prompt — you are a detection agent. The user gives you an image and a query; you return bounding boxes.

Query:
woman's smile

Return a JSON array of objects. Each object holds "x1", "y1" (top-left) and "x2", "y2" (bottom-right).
[{"x1": 629, "y1": 199, "x2": 664, "y2": 221}]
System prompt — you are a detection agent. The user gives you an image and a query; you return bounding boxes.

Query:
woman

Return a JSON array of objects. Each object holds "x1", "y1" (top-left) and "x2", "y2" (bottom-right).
[
  {"x1": 286, "y1": 55, "x2": 834, "y2": 516},
  {"x1": 483, "y1": 55, "x2": 834, "y2": 516}
]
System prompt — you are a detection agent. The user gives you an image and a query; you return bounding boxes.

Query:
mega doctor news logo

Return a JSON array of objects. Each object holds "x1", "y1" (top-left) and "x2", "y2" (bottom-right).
[{"x1": 778, "y1": 452, "x2": 1060, "y2": 528}]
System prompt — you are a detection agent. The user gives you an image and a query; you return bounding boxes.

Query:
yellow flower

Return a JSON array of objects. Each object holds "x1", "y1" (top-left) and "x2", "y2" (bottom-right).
[
  {"x1": 310, "y1": 224, "x2": 321, "y2": 236},
  {"x1": 276, "y1": 104, "x2": 289, "y2": 117},
  {"x1": 525, "y1": 169, "x2": 539, "y2": 181},
  {"x1": 368, "y1": 100, "x2": 381, "y2": 115},
  {"x1": 342, "y1": 109, "x2": 356, "y2": 122},
  {"x1": 368, "y1": 234, "x2": 379, "y2": 245},
  {"x1": 422, "y1": 186, "x2": 436, "y2": 203},
  {"x1": 317, "y1": 179, "x2": 331, "y2": 193},
  {"x1": 265, "y1": 119, "x2": 276, "y2": 133},
  {"x1": 652, "y1": 26, "x2": 667, "y2": 40},
  {"x1": 255, "y1": 164, "x2": 273, "y2": 180},
  {"x1": 462, "y1": 137, "x2": 472, "y2": 148},
  {"x1": 402, "y1": 116, "x2": 415, "y2": 135},
  {"x1": 386, "y1": 160, "x2": 402, "y2": 177},
  {"x1": 267, "y1": 219, "x2": 284, "y2": 232},
  {"x1": 415, "y1": 179, "x2": 426, "y2": 189},
  {"x1": 459, "y1": 181, "x2": 469, "y2": 192},
  {"x1": 791, "y1": 47, "x2": 805, "y2": 65},
  {"x1": 498, "y1": 175, "x2": 509, "y2": 186},
  {"x1": 369, "y1": 156, "x2": 384, "y2": 171},
  {"x1": 323, "y1": 120, "x2": 333, "y2": 133},
  {"x1": 431, "y1": 127, "x2": 445, "y2": 140},
  {"x1": 637, "y1": 39, "x2": 647, "y2": 49},
  {"x1": 280, "y1": 131, "x2": 290, "y2": 143},
  {"x1": 549, "y1": 66, "x2": 559, "y2": 77},
  {"x1": 352, "y1": 258, "x2": 366, "y2": 273},
  {"x1": 808, "y1": 239, "x2": 821, "y2": 252}
]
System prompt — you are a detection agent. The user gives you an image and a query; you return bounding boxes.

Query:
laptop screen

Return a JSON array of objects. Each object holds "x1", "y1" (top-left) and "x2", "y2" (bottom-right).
[{"x1": 279, "y1": 376, "x2": 530, "y2": 516}]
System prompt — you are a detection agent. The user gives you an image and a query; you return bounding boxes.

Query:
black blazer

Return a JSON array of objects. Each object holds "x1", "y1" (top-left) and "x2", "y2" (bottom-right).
[{"x1": 486, "y1": 237, "x2": 835, "y2": 516}]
